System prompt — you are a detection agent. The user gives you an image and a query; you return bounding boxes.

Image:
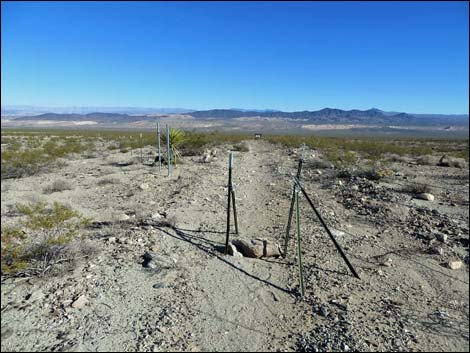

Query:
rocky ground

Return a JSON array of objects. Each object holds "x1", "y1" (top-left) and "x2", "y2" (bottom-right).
[{"x1": 1, "y1": 139, "x2": 469, "y2": 352}]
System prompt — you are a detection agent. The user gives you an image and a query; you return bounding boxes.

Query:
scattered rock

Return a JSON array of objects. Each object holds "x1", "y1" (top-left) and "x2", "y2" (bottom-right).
[
  {"x1": 71, "y1": 295, "x2": 88, "y2": 309},
  {"x1": 438, "y1": 155, "x2": 464, "y2": 168},
  {"x1": 151, "y1": 212, "x2": 164, "y2": 220},
  {"x1": 25, "y1": 290, "x2": 45, "y2": 302},
  {"x1": 231, "y1": 239, "x2": 282, "y2": 258},
  {"x1": 416, "y1": 193, "x2": 434, "y2": 201},
  {"x1": 380, "y1": 257, "x2": 393, "y2": 267},
  {"x1": 139, "y1": 183, "x2": 150, "y2": 190},
  {"x1": 227, "y1": 243, "x2": 244, "y2": 258},
  {"x1": 319, "y1": 305, "x2": 330, "y2": 317},
  {"x1": 434, "y1": 232, "x2": 448, "y2": 243},
  {"x1": 118, "y1": 214, "x2": 130, "y2": 221},
  {"x1": 447, "y1": 261, "x2": 463, "y2": 270},
  {"x1": 142, "y1": 251, "x2": 175, "y2": 271},
  {"x1": 428, "y1": 246, "x2": 444, "y2": 256}
]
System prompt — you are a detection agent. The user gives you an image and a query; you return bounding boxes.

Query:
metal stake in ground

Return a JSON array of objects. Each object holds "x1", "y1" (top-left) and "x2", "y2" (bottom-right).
[
  {"x1": 157, "y1": 122, "x2": 161, "y2": 172},
  {"x1": 166, "y1": 125, "x2": 171, "y2": 177},
  {"x1": 140, "y1": 133, "x2": 143, "y2": 163},
  {"x1": 224, "y1": 152, "x2": 234, "y2": 254},
  {"x1": 294, "y1": 177, "x2": 360, "y2": 279},
  {"x1": 295, "y1": 187, "x2": 305, "y2": 296},
  {"x1": 231, "y1": 187, "x2": 239, "y2": 235},
  {"x1": 283, "y1": 158, "x2": 303, "y2": 257}
]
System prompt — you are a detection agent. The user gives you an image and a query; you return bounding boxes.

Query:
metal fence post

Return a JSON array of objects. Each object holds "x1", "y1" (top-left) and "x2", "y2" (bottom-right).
[
  {"x1": 166, "y1": 125, "x2": 171, "y2": 177},
  {"x1": 224, "y1": 152, "x2": 233, "y2": 254},
  {"x1": 283, "y1": 158, "x2": 303, "y2": 257},
  {"x1": 295, "y1": 187, "x2": 305, "y2": 296},
  {"x1": 157, "y1": 122, "x2": 161, "y2": 172}
]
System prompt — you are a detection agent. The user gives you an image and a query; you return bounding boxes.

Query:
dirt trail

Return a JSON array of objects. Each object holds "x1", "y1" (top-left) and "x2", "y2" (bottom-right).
[{"x1": 175, "y1": 140, "x2": 304, "y2": 352}]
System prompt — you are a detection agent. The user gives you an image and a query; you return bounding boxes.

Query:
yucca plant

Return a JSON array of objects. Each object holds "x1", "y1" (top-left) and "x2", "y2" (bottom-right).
[{"x1": 161, "y1": 128, "x2": 185, "y2": 165}]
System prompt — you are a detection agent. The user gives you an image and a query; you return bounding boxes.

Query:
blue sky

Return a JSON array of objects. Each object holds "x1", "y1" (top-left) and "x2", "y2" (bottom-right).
[{"x1": 1, "y1": 1, "x2": 468, "y2": 113}]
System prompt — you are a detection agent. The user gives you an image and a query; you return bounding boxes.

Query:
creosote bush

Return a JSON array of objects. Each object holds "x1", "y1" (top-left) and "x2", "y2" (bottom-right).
[
  {"x1": 232, "y1": 142, "x2": 250, "y2": 152},
  {"x1": 43, "y1": 179, "x2": 73, "y2": 194},
  {"x1": 1, "y1": 202, "x2": 90, "y2": 276}
]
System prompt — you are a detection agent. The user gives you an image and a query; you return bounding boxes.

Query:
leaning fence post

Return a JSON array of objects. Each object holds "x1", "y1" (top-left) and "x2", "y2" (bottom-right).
[
  {"x1": 283, "y1": 158, "x2": 303, "y2": 257},
  {"x1": 294, "y1": 177, "x2": 360, "y2": 279},
  {"x1": 224, "y1": 153, "x2": 233, "y2": 254},
  {"x1": 295, "y1": 187, "x2": 305, "y2": 296}
]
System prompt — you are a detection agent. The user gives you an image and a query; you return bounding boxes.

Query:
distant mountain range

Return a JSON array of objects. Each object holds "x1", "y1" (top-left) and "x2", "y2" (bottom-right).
[
  {"x1": 186, "y1": 108, "x2": 468, "y2": 126},
  {"x1": 2, "y1": 107, "x2": 468, "y2": 128}
]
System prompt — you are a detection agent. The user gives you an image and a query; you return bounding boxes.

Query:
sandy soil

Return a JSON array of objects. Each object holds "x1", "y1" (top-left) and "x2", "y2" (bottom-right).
[{"x1": 1, "y1": 140, "x2": 469, "y2": 352}]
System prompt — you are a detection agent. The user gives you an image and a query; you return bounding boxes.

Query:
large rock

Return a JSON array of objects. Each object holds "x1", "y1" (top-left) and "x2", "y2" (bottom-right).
[
  {"x1": 416, "y1": 193, "x2": 434, "y2": 201},
  {"x1": 447, "y1": 261, "x2": 463, "y2": 270},
  {"x1": 227, "y1": 243, "x2": 243, "y2": 258},
  {"x1": 231, "y1": 239, "x2": 282, "y2": 258},
  {"x1": 438, "y1": 155, "x2": 464, "y2": 168}
]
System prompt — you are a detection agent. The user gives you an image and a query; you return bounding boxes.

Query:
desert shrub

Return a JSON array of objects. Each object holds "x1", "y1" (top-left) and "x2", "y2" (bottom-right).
[
  {"x1": 232, "y1": 142, "x2": 249, "y2": 152},
  {"x1": 308, "y1": 158, "x2": 333, "y2": 169},
  {"x1": 1, "y1": 135, "x2": 94, "y2": 179},
  {"x1": 107, "y1": 144, "x2": 119, "y2": 150},
  {"x1": 160, "y1": 128, "x2": 185, "y2": 164},
  {"x1": 43, "y1": 179, "x2": 73, "y2": 194},
  {"x1": 325, "y1": 150, "x2": 358, "y2": 168},
  {"x1": 401, "y1": 183, "x2": 432, "y2": 195},
  {"x1": 1, "y1": 202, "x2": 90, "y2": 276},
  {"x1": 387, "y1": 154, "x2": 408, "y2": 163}
]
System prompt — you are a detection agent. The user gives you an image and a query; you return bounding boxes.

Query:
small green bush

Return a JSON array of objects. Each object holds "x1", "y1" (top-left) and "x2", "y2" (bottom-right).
[{"x1": 1, "y1": 202, "x2": 90, "y2": 276}]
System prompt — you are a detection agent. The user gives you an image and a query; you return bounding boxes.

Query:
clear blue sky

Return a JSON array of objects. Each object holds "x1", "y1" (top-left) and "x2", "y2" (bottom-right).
[{"x1": 1, "y1": 1, "x2": 469, "y2": 113}]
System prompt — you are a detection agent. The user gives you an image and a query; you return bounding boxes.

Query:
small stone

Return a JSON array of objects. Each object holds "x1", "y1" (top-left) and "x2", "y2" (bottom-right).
[
  {"x1": 316, "y1": 170, "x2": 323, "y2": 175},
  {"x1": 351, "y1": 185, "x2": 359, "y2": 191},
  {"x1": 118, "y1": 214, "x2": 130, "y2": 221},
  {"x1": 416, "y1": 193, "x2": 434, "y2": 201},
  {"x1": 331, "y1": 229, "x2": 345, "y2": 238},
  {"x1": 71, "y1": 295, "x2": 88, "y2": 309},
  {"x1": 25, "y1": 290, "x2": 45, "y2": 302},
  {"x1": 381, "y1": 257, "x2": 393, "y2": 267},
  {"x1": 447, "y1": 261, "x2": 463, "y2": 270},
  {"x1": 139, "y1": 183, "x2": 150, "y2": 190},
  {"x1": 428, "y1": 246, "x2": 444, "y2": 256},
  {"x1": 319, "y1": 305, "x2": 329, "y2": 317},
  {"x1": 107, "y1": 237, "x2": 116, "y2": 243},
  {"x1": 151, "y1": 213, "x2": 163, "y2": 220},
  {"x1": 434, "y1": 232, "x2": 448, "y2": 243}
]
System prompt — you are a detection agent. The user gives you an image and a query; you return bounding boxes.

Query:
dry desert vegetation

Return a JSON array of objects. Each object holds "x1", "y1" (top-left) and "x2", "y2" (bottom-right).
[{"x1": 1, "y1": 129, "x2": 469, "y2": 352}]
